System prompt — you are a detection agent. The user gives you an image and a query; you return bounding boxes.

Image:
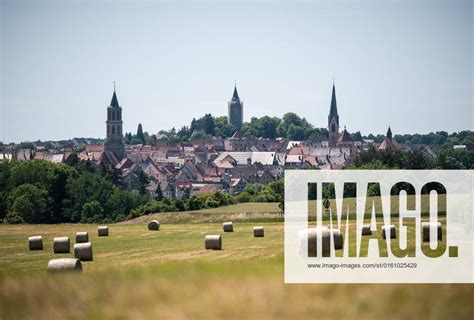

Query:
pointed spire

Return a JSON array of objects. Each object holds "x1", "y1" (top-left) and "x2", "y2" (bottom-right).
[
  {"x1": 386, "y1": 125, "x2": 393, "y2": 142},
  {"x1": 232, "y1": 83, "x2": 240, "y2": 101},
  {"x1": 328, "y1": 83, "x2": 339, "y2": 125},
  {"x1": 110, "y1": 82, "x2": 120, "y2": 107}
]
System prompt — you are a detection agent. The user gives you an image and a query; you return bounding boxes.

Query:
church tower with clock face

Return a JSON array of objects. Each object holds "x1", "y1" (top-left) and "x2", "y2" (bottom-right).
[{"x1": 104, "y1": 84, "x2": 125, "y2": 160}]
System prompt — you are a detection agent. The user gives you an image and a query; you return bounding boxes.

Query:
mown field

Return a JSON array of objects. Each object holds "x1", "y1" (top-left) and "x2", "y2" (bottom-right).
[
  {"x1": 0, "y1": 203, "x2": 472, "y2": 319},
  {"x1": 124, "y1": 202, "x2": 283, "y2": 224}
]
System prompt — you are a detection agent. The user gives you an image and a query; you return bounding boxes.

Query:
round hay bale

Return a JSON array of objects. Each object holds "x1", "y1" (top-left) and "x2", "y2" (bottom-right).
[
  {"x1": 361, "y1": 224, "x2": 372, "y2": 236},
  {"x1": 331, "y1": 229, "x2": 343, "y2": 250},
  {"x1": 28, "y1": 235, "x2": 43, "y2": 250},
  {"x1": 148, "y1": 220, "x2": 160, "y2": 231},
  {"x1": 74, "y1": 242, "x2": 93, "y2": 261},
  {"x1": 205, "y1": 235, "x2": 222, "y2": 250},
  {"x1": 382, "y1": 225, "x2": 396, "y2": 239},
  {"x1": 53, "y1": 237, "x2": 70, "y2": 253},
  {"x1": 47, "y1": 258, "x2": 82, "y2": 273},
  {"x1": 98, "y1": 226, "x2": 109, "y2": 237},
  {"x1": 75, "y1": 232, "x2": 89, "y2": 243},
  {"x1": 223, "y1": 222, "x2": 233, "y2": 232},
  {"x1": 421, "y1": 222, "x2": 442, "y2": 242},
  {"x1": 299, "y1": 227, "x2": 331, "y2": 257},
  {"x1": 253, "y1": 226, "x2": 264, "y2": 237}
]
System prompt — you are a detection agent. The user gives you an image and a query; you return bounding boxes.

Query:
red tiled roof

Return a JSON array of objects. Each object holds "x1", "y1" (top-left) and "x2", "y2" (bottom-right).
[
  {"x1": 338, "y1": 130, "x2": 353, "y2": 143},
  {"x1": 86, "y1": 145, "x2": 104, "y2": 152},
  {"x1": 196, "y1": 184, "x2": 220, "y2": 194},
  {"x1": 378, "y1": 137, "x2": 397, "y2": 150}
]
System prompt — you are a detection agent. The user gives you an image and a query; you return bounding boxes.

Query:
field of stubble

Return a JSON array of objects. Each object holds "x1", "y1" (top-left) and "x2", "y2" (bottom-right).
[{"x1": 0, "y1": 203, "x2": 471, "y2": 319}]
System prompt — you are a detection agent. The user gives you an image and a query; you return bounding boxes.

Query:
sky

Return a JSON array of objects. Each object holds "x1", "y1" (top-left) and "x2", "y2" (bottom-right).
[{"x1": 1, "y1": 0, "x2": 472, "y2": 143}]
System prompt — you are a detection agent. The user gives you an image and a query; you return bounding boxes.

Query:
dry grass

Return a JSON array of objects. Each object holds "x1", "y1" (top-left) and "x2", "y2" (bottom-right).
[
  {"x1": 307, "y1": 194, "x2": 447, "y2": 218},
  {"x1": 123, "y1": 202, "x2": 283, "y2": 224},
  {"x1": 0, "y1": 218, "x2": 472, "y2": 319},
  {"x1": 1, "y1": 266, "x2": 471, "y2": 320}
]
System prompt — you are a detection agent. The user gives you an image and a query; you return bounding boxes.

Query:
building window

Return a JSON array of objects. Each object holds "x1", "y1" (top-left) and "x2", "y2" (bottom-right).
[
  {"x1": 112, "y1": 125, "x2": 115, "y2": 134},
  {"x1": 112, "y1": 111, "x2": 116, "y2": 120},
  {"x1": 332, "y1": 123, "x2": 336, "y2": 132}
]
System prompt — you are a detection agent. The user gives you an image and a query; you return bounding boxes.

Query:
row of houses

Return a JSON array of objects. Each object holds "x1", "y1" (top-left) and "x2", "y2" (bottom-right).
[
  {"x1": 0, "y1": 131, "x2": 367, "y2": 197},
  {"x1": 1, "y1": 125, "x2": 437, "y2": 200}
]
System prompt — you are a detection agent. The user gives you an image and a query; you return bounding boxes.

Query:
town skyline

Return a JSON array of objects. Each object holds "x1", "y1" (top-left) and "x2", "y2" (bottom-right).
[
  {"x1": 1, "y1": 81, "x2": 472, "y2": 144},
  {"x1": 2, "y1": 1, "x2": 472, "y2": 143}
]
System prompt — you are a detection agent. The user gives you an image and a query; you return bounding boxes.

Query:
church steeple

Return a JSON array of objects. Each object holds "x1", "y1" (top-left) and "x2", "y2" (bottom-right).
[
  {"x1": 232, "y1": 84, "x2": 240, "y2": 101},
  {"x1": 110, "y1": 91, "x2": 120, "y2": 108},
  {"x1": 104, "y1": 82, "x2": 125, "y2": 160},
  {"x1": 110, "y1": 81, "x2": 120, "y2": 107},
  {"x1": 327, "y1": 82, "x2": 340, "y2": 148},
  {"x1": 328, "y1": 83, "x2": 339, "y2": 125},
  {"x1": 386, "y1": 125, "x2": 393, "y2": 142},
  {"x1": 228, "y1": 82, "x2": 243, "y2": 128}
]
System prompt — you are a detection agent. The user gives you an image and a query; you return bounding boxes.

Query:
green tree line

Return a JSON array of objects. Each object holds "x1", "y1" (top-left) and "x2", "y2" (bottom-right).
[
  {"x1": 363, "y1": 130, "x2": 473, "y2": 147},
  {"x1": 126, "y1": 113, "x2": 329, "y2": 144},
  {"x1": 121, "y1": 113, "x2": 472, "y2": 148},
  {"x1": 351, "y1": 145, "x2": 474, "y2": 169},
  {"x1": 0, "y1": 159, "x2": 284, "y2": 224},
  {"x1": 0, "y1": 160, "x2": 150, "y2": 224}
]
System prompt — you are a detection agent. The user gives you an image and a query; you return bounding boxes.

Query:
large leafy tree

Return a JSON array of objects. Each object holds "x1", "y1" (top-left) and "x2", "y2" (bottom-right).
[
  {"x1": 135, "y1": 171, "x2": 150, "y2": 195},
  {"x1": 7, "y1": 184, "x2": 52, "y2": 223},
  {"x1": 155, "y1": 182, "x2": 163, "y2": 201},
  {"x1": 202, "y1": 113, "x2": 215, "y2": 136},
  {"x1": 1, "y1": 160, "x2": 149, "y2": 224},
  {"x1": 81, "y1": 201, "x2": 104, "y2": 223},
  {"x1": 63, "y1": 171, "x2": 116, "y2": 222},
  {"x1": 136, "y1": 123, "x2": 145, "y2": 144}
]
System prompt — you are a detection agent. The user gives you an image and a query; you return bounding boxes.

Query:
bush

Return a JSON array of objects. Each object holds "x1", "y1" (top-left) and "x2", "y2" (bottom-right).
[
  {"x1": 5, "y1": 212, "x2": 24, "y2": 224},
  {"x1": 172, "y1": 198, "x2": 185, "y2": 211},
  {"x1": 234, "y1": 192, "x2": 250, "y2": 203},
  {"x1": 114, "y1": 214, "x2": 127, "y2": 223},
  {"x1": 235, "y1": 180, "x2": 283, "y2": 203},
  {"x1": 205, "y1": 199, "x2": 219, "y2": 208},
  {"x1": 187, "y1": 196, "x2": 204, "y2": 210},
  {"x1": 81, "y1": 201, "x2": 104, "y2": 223}
]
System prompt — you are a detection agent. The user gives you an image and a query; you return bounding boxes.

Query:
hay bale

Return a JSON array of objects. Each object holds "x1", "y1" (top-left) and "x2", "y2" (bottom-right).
[
  {"x1": 47, "y1": 258, "x2": 82, "y2": 273},
  {"x1": 75, "y1": 232, "x2": 89, "y2": 243},
  {"x1": 331, "y1": 229, "x2": 343, "y2": 250},
  {"x1": 148, "y1": 220, "x2": 160, "y2": 231},
  {"x1": 382, "y1": 225, "x2": 396, "y2": 239},
  {"x1": 98, "y1": 226, "x2": 109, "y2": 237},
  {"x1": 299, "y1": 227, "x2": 331, "y2": 257},
  {"x1": 223, "y1": 222, "x2": 233, "y2": 232},
  {"x1": 28, "y1": 235, "x2": 43, "y2": 250},
  {"x1": 421, "y1": 222, "x2": 442, "y2": 242},
  {"x1": 53, "y1": 237, "x2": 70, "y2": 253},
  {"x1": 74, "y1": 242, "x2": 93, "y2": 261},
  {"x1": 253, "y1": 226, "x2": 264, "y2": 237},
  {"x1": 361, "y1": 224, "x2": 372, "y2": 236},
  {"x1": 205, "y1": 235, "x2": 222, "y2": 250}
]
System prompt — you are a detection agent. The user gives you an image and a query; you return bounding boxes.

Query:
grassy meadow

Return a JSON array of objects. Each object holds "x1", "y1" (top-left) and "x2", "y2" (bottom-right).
[{"x1": 0, "y1": 202, "x2": 472, "y2": 319}]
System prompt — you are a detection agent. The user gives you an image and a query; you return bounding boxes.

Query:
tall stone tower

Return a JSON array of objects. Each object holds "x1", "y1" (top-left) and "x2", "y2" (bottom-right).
[
  {"x1": 104, "y1": 85, "x2": 125, "y2": 160},
  {"x1": 228, "y1": 84, "x2": 243, "y2": 128},
  {"x1": 328, "y1": 83, "x2": 340, "y2": 147}
]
